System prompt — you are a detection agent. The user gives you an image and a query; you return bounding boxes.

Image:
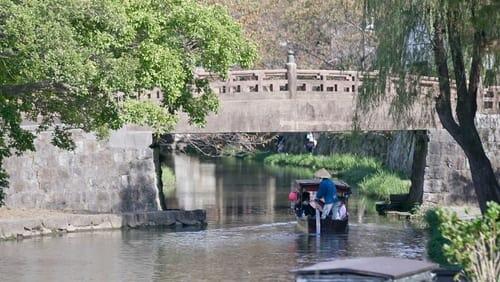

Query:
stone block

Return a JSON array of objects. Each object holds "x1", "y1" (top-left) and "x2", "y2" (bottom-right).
[
  {"x1": 176, "y1": 209, "x2": 206, "y2": 225},
  {"x1": 93, "y1": 221, "x2": 113, "y2": 230},
  {"x1": 423, "y1": 193, "x2": 444, "y2": 204},
  {"x1": 88, "y1": 214, "x2": 109, "y2": 226},
  {"x1": 67, "y1": 215, "x2": 93, "y2": 227},
  {"x1": 146, "y1": 211, "x2": 177, "y2": 226},
  {"x1": 121, "y1": 212, "x2": 148, "y2": 228},
  {"x1": 0, "y1": 219, "x2": 40, "y2": 239},
  {"x1": 42, "y1": 216, "x2": 69, "y2": 230}
]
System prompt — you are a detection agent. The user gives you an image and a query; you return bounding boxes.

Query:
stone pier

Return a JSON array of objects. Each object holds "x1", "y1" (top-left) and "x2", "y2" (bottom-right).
[{"x1": 422, "y1": 115, "x2": 500, "y2": 206}]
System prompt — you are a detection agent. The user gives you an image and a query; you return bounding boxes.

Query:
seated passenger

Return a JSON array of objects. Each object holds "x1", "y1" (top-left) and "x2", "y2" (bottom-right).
[
  {"x1": 301, "y1": 192, "x2": 316, "y2": 217},
  {"x1": 337, "y1": 200, "x2": 348, "y2": 220}
]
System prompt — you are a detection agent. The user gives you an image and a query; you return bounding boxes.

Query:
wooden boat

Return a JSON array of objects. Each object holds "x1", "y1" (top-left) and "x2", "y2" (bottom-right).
[
  {"x1": 293, "y1": 257, "x2": 438, "y2": 281},
  {"x1": 291, "y1": 179, "x2": 351, "y2": 234}
]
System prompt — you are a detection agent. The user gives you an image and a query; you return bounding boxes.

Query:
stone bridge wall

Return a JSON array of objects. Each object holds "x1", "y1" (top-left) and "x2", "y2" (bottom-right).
[
  {"x1": 3, "y1": 126, "x2": 160, "y2": 213},
  {"x1": 423, "y1": 115, "x2": 500, "y2": 206}
]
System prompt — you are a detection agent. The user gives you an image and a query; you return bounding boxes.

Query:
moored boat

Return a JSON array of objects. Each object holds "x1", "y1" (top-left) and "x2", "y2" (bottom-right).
[{"x1": 290, "y1": 179, "x2": 351, "y2": 234}]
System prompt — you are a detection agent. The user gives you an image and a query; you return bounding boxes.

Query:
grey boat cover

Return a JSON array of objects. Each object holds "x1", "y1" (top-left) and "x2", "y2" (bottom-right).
[{"x1": 293, "y1": 257, "x2": 438, "y2": 279}]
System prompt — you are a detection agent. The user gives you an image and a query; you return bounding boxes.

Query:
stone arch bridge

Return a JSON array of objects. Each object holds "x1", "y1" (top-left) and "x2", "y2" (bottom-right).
[
  {"x1": 6, "y1": 56, "x2": 499, "y2": 213},
  {"x1": 143, "y1": 55, "x2": 500, "y2": 134}
]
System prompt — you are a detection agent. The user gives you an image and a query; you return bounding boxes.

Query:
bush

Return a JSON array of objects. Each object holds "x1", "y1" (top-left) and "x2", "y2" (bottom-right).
[
  {"x1": 425, "y1": 209, "x2": 452, "y2": 266},
  {"x1": 426, "y1": 202, "x2": 500, "y2": 281}
]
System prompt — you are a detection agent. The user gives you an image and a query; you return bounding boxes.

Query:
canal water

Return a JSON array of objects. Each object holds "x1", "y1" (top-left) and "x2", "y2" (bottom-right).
[{"x1": 0, "y1": 154, "x2": 426, "y2": 281}]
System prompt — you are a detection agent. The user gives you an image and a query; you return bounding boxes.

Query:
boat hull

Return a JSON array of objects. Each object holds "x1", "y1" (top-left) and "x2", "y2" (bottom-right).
[{"x1": 296, "y1": 216, "x2": 348, "y2": 234}]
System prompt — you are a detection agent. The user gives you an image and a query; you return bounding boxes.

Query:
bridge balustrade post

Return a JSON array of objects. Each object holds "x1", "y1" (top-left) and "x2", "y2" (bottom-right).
[
  {"x1": 287, "y1": 50, "x2": 297, "y2": 98},
  {"x1": 477, "y1": 81, "x2": 484, "y2": 113}
]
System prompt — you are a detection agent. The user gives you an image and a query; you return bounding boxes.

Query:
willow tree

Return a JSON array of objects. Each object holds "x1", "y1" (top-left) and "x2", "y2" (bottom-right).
[
  {"x1": 0, "y1": 0, "x2": 256, "y2": 204},
  {"x1": 363, "y1": 0, "x2": 499, "y2": 212}
]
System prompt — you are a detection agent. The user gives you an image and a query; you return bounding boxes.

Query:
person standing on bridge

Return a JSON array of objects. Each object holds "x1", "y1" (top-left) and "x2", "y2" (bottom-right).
[
  {"x1": 314, "y1": 168, "x2": 338, "y2": 219},
  {"x1": 305, "y1": 132, "x2": 317, "y2": 154}
]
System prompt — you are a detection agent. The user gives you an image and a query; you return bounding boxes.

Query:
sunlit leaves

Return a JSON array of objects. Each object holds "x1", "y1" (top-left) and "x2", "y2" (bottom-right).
[
  {"x1": 0, "y1": 0, "x2": 257, "y2": 199},
  {"x1": 120, "y1": 100, "x2": 177, "y2": 135}
]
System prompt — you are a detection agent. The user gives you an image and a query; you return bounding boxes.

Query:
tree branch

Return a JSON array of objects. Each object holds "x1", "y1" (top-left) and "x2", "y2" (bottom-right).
[
  {"x1": 432, "y1": 13, "x2": 462, "y2": 141},
  {"x1": 467, "y1": 3, "x2": 486, "y2": 118},
  {"x1": 446, "y1": 4, "x2": 474, "y2": 127},
  {"x1": 0, "y1": 81, "x2": 70, "y2": 98}
]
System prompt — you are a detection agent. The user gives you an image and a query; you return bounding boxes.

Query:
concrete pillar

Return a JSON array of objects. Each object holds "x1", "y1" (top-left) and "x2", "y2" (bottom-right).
[{"x1": 286, "y1": 50, "x2": 297, "y2": 98}]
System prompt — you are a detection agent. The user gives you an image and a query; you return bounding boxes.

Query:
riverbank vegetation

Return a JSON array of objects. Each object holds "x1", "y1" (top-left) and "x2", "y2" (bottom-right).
[
  {"x1": 263, "y1": 153, "x2": 409, "y2": 200},
  {"x1": 424, "y1": 202, "x2": 499, "y2": 281}
]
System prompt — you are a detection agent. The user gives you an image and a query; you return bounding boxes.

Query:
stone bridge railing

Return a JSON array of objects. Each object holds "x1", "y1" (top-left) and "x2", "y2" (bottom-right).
[
  {"x1": 193, "y1": 68, "x2": 498, "y2": 114},
  {"x1": 139, "y1": 52, "x2": 499, "y2": 114},
  {"x1": 138, "y1": 53, "x2": 498, "y2": 133}
]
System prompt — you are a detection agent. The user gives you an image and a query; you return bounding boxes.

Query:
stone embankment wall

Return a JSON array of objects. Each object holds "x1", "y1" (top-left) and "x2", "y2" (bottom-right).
[
  {"x1": 0, "y1": 210, "x2": 206, "y2": 241},
  {"x1": 3, "y1": 126, "x2": 160, "y2": 213},
  {"x1": 423, "y1": 115, "x2": 500, "y2": 206}
]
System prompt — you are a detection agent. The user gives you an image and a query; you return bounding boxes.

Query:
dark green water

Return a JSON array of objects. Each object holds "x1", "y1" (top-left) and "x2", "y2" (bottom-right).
[{"x1": 0, "y1": 154, "x2": 426, "y2": 281}]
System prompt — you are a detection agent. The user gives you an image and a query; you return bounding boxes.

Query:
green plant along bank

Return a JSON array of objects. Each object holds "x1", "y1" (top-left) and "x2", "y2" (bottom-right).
[
  {"x1": 424, "y1": 202, "x2": 499, "y2": 282},
  {"x1": 263, "y1": 153, "x2": 410, "y2": 200}
]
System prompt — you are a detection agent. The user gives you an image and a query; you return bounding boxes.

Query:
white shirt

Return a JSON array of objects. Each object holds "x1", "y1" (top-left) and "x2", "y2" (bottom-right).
[{"x1": 338, "y1": 203, "x2": 347, "y2": 220}]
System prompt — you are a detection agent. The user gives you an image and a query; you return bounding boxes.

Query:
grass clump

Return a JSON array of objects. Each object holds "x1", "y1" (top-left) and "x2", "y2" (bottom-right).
[
  {"x1": 263, "y1": 153, "x2": 409, "y2": 200},
  {"x1": 358, "y1": 171, "x2": 411, "y2": 200},
  {"x1": 264, "y1": 153, "x2": 382, "y2": 172},
  {"x1": 161, "y1": 165, "x2": 176, "y2": 197}
]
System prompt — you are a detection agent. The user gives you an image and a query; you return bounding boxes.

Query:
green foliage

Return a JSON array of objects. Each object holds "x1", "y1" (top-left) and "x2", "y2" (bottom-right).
[
  {"x1": 436, "y1": 202, "x2": 499, "y2": 281},
  {"x1": 358, "y1": 171, "x2": 410, "y2": 201},
  {"x1": 120, "y1": 100, "x2": 177, "y2": 136},
  {"x1": 0, "y1": 0, "x2": 257, "y2": 203},
  {"x1": 161, "y1": 165, "x2": 176, "y2": 197},
  {"x1": 263, "y1": 153, "x2": 408, "y2": 199},
  {"x1": 264, "y1": 153, "x2": 382, "y2": 173},
  {"x1": 425, "y1": 208, "x2": 452, "y2": 266}
]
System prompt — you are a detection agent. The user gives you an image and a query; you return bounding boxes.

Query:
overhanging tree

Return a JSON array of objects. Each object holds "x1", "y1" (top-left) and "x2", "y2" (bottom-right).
[
  {"x1": 363, "y1": 0, "x2": 499, "y2": 212},
  {"x1": 0, "y1": 0, "x2": 256, "y2": 204}
]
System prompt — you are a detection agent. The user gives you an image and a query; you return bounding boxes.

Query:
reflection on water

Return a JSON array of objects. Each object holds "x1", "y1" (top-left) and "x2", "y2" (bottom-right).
[
  {"x1": 0, "y1": 154, "x2": 427, "y2": 282},
  {"x1": 164, "y1": 154, "x2": 310, "y2": 227}
]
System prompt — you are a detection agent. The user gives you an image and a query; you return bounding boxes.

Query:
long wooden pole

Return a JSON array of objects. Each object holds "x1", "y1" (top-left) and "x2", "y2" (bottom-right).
[{"x1": 315, "y1": 209, "x2": 321, "y2": 236}]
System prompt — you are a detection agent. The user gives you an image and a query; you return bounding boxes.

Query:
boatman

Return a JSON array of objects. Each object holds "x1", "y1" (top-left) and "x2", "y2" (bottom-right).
[{"x1": 314, "y1": 168, "x2": 338, "y2": 219}]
